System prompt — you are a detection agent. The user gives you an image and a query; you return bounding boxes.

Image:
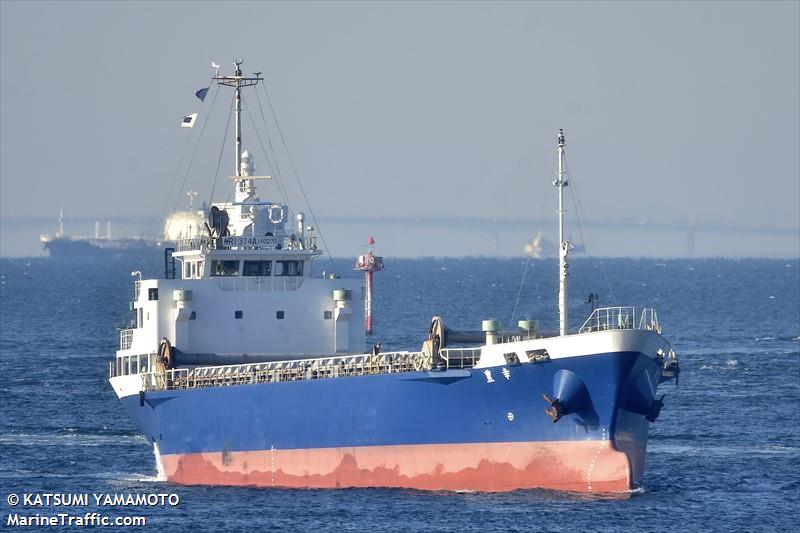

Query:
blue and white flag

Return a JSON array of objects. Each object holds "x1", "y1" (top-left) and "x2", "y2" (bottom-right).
[
  {"x1": 195, "y1": 87, "x2": 209, "y2": 102},
  {"x1": 181, "y1": 113, "x2": 198, "y2": 128}
]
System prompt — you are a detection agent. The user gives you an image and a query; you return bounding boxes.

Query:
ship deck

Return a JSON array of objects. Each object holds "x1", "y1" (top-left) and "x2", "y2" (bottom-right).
[{"x1": 111, "y1": 347, "x2": 497, "y2": 392}]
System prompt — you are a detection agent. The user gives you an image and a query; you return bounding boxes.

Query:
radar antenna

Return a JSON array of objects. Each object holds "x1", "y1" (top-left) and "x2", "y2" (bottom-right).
[{"x1": 212, "y1": 60, "x2": 263, "y2": 179}]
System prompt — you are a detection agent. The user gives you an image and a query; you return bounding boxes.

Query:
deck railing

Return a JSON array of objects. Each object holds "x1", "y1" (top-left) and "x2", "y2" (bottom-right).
[
  {"x1": 176, "y1": 236, "x2": 317, "y2": 253},
  {"x1": 578, "y1": 306, "x2": 661, "y2": 334},
  {"x1": 439, "y1": 348, "x2": 481, "y2": 369},
  {"x1": 214, "y1": 276, "x2": 304, "y2": 292},
  {"x1": 176, "y1": 237, "x2": 212, "y2": 252},
  {"x1": 139, "y1": 350, "x2": 435, "y2": 392}
]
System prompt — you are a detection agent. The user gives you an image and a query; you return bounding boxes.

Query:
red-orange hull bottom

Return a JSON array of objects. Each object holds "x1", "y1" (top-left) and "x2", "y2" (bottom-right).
[{"x1": 161, "y1": 440, "x2": 635, "y2": 493}]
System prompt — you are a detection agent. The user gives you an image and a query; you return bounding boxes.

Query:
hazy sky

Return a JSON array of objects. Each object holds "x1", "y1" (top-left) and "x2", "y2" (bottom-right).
[{"x1": 1, "y1": 1, "x2": 798, "y2": 257}]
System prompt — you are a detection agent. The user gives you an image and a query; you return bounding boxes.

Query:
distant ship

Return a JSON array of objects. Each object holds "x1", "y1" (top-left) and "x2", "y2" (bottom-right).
[
  {"x1": 40, "y1": 195, "x2": 206, "y2": 260},
  {"x1": 109, "y1": 60, "x2": 679, "y2": 493},
  {"x1": 524, "y1": 231, "x2": 586, "y2": 258}
]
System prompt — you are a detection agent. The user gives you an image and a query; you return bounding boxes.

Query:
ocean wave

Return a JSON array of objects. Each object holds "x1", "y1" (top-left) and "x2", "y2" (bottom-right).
[
  {"x1": 117, "y1": 473, "x2": 166, "y2": 483},
  {"x1": 0, "y1": 469, "x2": 161, "y2": 483},
  {"x1": 88, "y1": 470, "x2": 165, "y2": 484},
  {"x1": 0, "y1": 430, "x2": 145, "y2": 447},
  {"x1": 650, "y1": 444, "x2": 798, "y2": 457},
  {"x1": 699, "y1": 360, "x2": 742, "y2": 371},
  {"x1": 650, "y1": 432, "x2": 728, "y2": 441},
  {"x1": 755, "y1": 335, "x2": 800, "y2": 343}
]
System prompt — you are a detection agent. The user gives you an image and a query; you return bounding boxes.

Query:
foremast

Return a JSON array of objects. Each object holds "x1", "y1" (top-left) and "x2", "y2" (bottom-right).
[{"x1": 553, "y1": 129, "x2": 570, "y2": 336}]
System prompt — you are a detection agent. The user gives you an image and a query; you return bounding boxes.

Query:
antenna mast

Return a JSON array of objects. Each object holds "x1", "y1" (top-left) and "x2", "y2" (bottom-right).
[
  {"x1": 553, "y1": 129, "x2": 571, "y2": 336},
  {"x1": 213, "y1": 60, "x2": 263, "y2": 178}
]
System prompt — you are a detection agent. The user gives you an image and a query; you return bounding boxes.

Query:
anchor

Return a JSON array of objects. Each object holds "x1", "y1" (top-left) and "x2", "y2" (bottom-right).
[
  {"x1": 664, "y1": 361, "x2": 680, "y2": 387},
  {"x1": 543, "y1": 393, "x2": 567, "y2": 423},
  {"x1": 645, "y1": 394, "x2": 666, "y2": 423},
  {"x1": 542, "y1": 369, "x2": 591, "y2": 423},
  {"x1": 659, "y1": 349, "x2": 681, "y2": 387}
]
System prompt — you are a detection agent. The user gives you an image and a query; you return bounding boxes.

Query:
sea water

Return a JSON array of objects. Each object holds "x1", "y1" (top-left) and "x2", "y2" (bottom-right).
[{"x1": 1, "y1": 257, "x2": 798, "y2": 532}]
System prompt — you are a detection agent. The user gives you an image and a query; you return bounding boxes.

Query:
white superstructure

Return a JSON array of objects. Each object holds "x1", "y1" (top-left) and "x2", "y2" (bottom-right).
[{"x1": 115, "y1": 61, "x2": 365, "y2": 373}]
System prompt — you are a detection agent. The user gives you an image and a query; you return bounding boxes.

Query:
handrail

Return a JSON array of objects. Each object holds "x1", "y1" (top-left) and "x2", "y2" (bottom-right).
[
  {"x1": 439, "y1": 348, "x2": 481, "y2": 370},
  {"x1": 215, "y1": 276, "x2": 304, "y2": 292},
  {"x1": 139, "y1": 350, "x2": 434, "y2": 391},
  {"x1": 638, "y1": 308, "x2": 661, "y2": 334},
  {"x1": 175, "y1": 235, "x2": 315, "y2": 253},
  {"x1": 579, "y1": 306, "x2": 661, "y2": 334}
]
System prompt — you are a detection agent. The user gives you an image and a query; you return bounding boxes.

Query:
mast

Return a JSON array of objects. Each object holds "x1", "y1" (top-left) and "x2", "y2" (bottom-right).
[
  {"x1": 212, "y1": 60, "x2": 263, "y2": 178},
  {"x1": 354, "y1": 237, "x2": 384, "y2": 335},
  {"x1": 554, "y1": 129, "x2": 570, "y2": 336}
]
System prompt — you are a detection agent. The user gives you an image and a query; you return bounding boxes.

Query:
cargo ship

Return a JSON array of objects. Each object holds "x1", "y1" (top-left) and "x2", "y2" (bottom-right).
[
  {"x1": 40, "y1": 195, "x2": 206, "y2": 260},
  {"x1": 109, "y1": 61, "x2": 679, "y2": 493},
  {"x1": 39, "y1": 214, "x2": 162, "y2": 260}
]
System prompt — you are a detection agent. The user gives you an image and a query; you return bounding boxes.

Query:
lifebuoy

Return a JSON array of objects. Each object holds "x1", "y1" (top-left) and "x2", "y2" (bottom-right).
[{"x1": 268, "y1": 205, "x2": 285, "y2": 224}]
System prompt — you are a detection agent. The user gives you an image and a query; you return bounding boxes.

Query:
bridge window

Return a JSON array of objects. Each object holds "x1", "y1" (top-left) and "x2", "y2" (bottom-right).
[
  {"x1": 324, "y1": 310, "x2": 332, "y2": 319},
  {"x1": 276, "y1": 311, "x2": 285, "y2": 319},
  {"x1": 148, "y1": 288, "x2": 158, "y2": 300},
  {"x1": 210, "y1": 260, "x2": 240, "y2": 277},
  {"x1": 275, "y1": 260, "x2": 303, "y2": 277},
  {"x1": 243, "y1": 260, "x2": 272, "y2": 277},
  {"x1": 183, "y1": 262, "x2": 191, "y2": 279},
  {"x1": 235, "y1": 310, "x2": 243, "y2": 319}
]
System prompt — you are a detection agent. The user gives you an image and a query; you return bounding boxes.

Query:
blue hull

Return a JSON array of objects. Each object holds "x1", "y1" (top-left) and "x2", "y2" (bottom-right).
[{"x1": 118, "y1": 351, "x2": 665, "y2": 492}]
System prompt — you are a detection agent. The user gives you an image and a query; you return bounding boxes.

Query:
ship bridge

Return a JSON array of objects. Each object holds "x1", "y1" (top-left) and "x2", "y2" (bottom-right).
[
  {"x1": 120, "y1": 210, "x2": 362, "y2": 366},
  {"x1": 173, "y1": 227, "x2": 319, "y2": 281}
]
